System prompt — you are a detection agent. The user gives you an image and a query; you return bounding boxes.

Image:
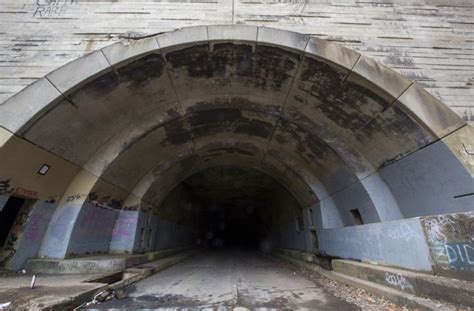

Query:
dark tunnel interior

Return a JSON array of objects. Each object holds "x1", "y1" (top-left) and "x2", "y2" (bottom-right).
[{"x1": 160, "y1": 166, "x2": 303, "y2": 252}]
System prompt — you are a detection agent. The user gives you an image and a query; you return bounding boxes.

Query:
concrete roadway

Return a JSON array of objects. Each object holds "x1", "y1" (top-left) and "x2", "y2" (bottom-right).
[{"x1": 96, "y1": 250, "x2": 356, "y2": 309}]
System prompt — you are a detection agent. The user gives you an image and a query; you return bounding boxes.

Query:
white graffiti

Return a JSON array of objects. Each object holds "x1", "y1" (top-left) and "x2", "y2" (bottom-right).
[
  {"x1": 386, "y1": 223, "x2": 422, "y2": 241},
  {"x1": 426, "y1": 219, "x2": 447, "y2": 242},
  {"x1": 385, "y1": 272, "x2": 413, "y2": 291},
  {"x1": 426, "y1": 215, "x2": 458, "y2": 242}
]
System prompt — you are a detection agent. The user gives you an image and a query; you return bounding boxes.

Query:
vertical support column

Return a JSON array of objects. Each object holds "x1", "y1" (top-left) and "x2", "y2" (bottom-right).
[{"x1": 38, "y1": 170, "x2": 97, "y2": 259}]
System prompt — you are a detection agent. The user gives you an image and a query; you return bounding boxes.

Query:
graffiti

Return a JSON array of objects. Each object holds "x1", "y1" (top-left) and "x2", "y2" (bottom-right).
[
  {"x1": 123, "y1": 204, "x2": 139, "y2": 211},
  {"x1": 386, "y1": 223, "x2": 422, "y2": 241},
  {"x1": 87, "y1": 192, "x2": 123, "y2": 210},
  {"x1": 66, "y1": 194, "x2": 82, "y2": 202},
  {"x1": 0, "y1": 179, "x2": 15, "y2": 196},
  {"x1": 384, "y1": 272, "x2": 413, "y2": 291},
  {"x1": 13, "y1": 187, "x2": 39, "y2": 199},
  {"x1": 112, "y1": 214, "x2": 138, "y2": 238},
  {"x1": 445, "y1": 242, "x2": 474, "y2": 270},
  {"x1": 425, "y1": 215, "x2": 459, "y2": 243},
  {"x1": 33, "y1": 0, "x2": 74, "y2": 18},
  {"x1": 0, "y1": 180, "x2": 39, "y2": 199},
  {"x1": 422, "y1": 212, "x2": 474, "y2": 279},
  {"x1": 25, "y1": 213, "x2": 43, "y2": 242}
]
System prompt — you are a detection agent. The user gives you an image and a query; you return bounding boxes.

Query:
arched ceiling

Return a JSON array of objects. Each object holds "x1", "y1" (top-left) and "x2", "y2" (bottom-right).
[{"x1": 0, "y1": 25, "x2": 465, "y2": 209}]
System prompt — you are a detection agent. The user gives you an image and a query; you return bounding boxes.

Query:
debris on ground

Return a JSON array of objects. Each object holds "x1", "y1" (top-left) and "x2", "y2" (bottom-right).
[
  {"x1": 274, "y1": 258, "x2": 396, "y2": 311},
  {"x1": 75, "y1": 288, "x2": 128, "y2": 310},
  {"x1": 0, "y1": 302, "x2": 11, "y2": 309}
]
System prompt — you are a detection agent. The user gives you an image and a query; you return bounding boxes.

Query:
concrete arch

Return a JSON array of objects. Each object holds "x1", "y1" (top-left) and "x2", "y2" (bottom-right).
[{"x1": 0, "y1": 25, "x2": 473, "y2": 272}]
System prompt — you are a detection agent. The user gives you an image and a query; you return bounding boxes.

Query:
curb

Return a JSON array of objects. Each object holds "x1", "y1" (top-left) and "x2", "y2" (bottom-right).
[{"x1": 272, "y1": 252, "x2": 456, "y2": 311}]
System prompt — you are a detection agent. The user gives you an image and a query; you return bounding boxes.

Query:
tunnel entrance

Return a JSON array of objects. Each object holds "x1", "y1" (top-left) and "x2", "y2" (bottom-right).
[
  {"x1": 160, "y1": 166, "x2": 305, "y2": 252},
  {"x1": 0, "y1": 25, "x2": 472, "y2": 283}
]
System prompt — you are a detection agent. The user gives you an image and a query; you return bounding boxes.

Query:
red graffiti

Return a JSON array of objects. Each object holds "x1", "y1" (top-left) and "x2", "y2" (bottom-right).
[{"x1": 13, "y1": 187, "x2": 39, "y2": 199}]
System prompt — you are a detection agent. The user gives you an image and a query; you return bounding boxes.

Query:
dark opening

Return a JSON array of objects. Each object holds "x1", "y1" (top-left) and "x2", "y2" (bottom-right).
[
  {"x1": 350, "y1": 209, "x2": 364, "y2": 225},
  {"x1": 0, "y1": 196, "x2": 25, "y2": 248},
  {"x1": 155, "y1": 166, "x2": 303, "y2": 252}
]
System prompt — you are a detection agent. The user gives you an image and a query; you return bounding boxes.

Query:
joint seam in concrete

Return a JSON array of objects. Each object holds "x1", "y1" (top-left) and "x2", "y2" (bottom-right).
[{"x1": 262, "y1": 35, "x2": 311, "y2": 164}]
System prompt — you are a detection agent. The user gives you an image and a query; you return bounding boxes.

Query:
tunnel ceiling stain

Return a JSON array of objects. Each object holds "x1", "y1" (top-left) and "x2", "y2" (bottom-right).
[{"x1": 0, "y1": 25, "x2": 465, "y2": 209}]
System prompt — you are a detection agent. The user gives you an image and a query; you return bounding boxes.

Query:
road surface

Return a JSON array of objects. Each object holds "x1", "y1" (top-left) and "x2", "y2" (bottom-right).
[{"x1": 96, "y1": 250, "x2": 357, "y2": 309}]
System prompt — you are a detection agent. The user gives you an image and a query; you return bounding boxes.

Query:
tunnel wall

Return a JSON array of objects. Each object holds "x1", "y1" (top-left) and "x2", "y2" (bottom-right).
[{"x1": 267, "y1": 188, "x2": 307, "y2": 251}]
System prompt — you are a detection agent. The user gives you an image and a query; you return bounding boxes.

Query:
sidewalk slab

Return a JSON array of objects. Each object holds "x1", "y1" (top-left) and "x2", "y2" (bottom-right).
[
  {"x1": 26, "y1": 247, "x2": 189, "y2": 274},
  {"x1": 0, "y1": 249, "x2": 198, "y2": 310}
]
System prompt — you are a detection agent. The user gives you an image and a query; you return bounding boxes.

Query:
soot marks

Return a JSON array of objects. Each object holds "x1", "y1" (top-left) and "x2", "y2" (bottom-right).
[
  {"x1": 355, "y1": 105, "x2": 433, "y2": 169},
  {"x1": 211, "y1": 43, "x2": 255, "y2": 78},
  {"x1": 274, "y1": 119, "x2": 333, "y2": 162},
  {"x1": 166, "y1": 44, "x2": 213, "y2": 78},
  {"x1": 254, "y1": 45, "x2": 300, "y2": 91},
  {"x1": 201, "y1": 142, "x2": 260, "y2": 157},
  {"x1": 188, "y1": 97, "x2": 281, "y2": 118},
  {"x1": 187, "y1": 109, "x2": 274, "y2": 139},
  {"x1": 189, "y1": 108, "x2": 243, "y2": 126},
  {"x1": 165, "y1": 43, "x2": 298, "y2": 95},
  {"x1": 116, "y1": 53, "x2": 165, "y2": 89},
  {"x1": 294, "y1": 56, "x2": 392, "y2": 131},
  {"x1": 68, "y1": 69, "x2": 119, "y2": 102},
  {"x1": 162, "y1": 118, "x2": 192, "y2": 146},
  {"x1": 235, "y1": 118, "x2": 274, "y2": 138}
]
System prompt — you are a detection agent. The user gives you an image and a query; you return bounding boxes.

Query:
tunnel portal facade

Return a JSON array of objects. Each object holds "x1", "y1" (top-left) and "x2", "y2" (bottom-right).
[{"x1": 0, "y1": 25, "x2": 473, "y2": 281}]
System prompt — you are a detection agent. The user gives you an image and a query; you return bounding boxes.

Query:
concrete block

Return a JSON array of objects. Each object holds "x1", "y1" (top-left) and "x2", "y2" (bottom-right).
[
  {"x1": 349, "y1": 54, "x2": 412, "y2": 102},
  {"x1": 0, "y1": 78, "x2": 62, "y2": 133},
  {"x1": 46, "y1": 50, "x2": 111, "y2": 94},
  {"x1": 317, "y1": 218, "x2": 432, "y2": 271},
  {"x1": 396, "y1": 83, "x2": 465, "y2": 139},
  {"x1": 208, "y1": 24, "x2": 258, "y2": 42},
  {"x1": 156, "y1": 26, "x2": 208, "y2": 51},
  {"x1": 257, "y1": 26, "x2": 309, "y2": 51},
  {"x1": 102, "y1": 37, "x2": 160, "y2": 68},
  {"x1": 305, "y1": 37, "x2": 360, "y2": 71}
]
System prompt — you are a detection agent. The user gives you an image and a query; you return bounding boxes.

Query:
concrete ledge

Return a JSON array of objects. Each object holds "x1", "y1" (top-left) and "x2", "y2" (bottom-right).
[
  {"x1": 330, "y1": 272, "x2": 454, "y2": 311},
  {"x1": 272, "y1": 250, "x2": 457, "y2": 310},
  {"x1": 26, "y1": 247, "x2": 191, "y2": 274},
  {"x1": 332, "y1": 259, "x2": 474, "y2": 307}
]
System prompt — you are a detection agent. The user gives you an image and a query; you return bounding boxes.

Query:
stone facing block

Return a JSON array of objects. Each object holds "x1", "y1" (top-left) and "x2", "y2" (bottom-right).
[
  {"x1": 349, "y1": 54, "x2": 413, "y2": 103},
  {"x1": 396, "y1": 83, "x2": 465, "y2": 139},
  {"x1": 46, "y1": 50, "x2": 112, "y2": 95},
  {"x1": 257, "y1": 26, "x2": 309, "y2": 52},
  {"x1": 102, "y1": 37, "x2": 160, "y2": 68},
  {"x1": 208, "y1": 24, "x2": 258, "y2": 43},
  {"x1": 305, "y1": 37, "x2": 360, "y2": 72},
  {"x1": 0, "y1": 78, "x2": 63, "y2": 133},
  {"x1": 156, "y1": 26, "x2": 208, "y2": 53}
]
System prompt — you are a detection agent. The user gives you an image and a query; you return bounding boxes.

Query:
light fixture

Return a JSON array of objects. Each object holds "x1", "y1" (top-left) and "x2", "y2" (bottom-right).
[{"x1": 37, "y1": 164, "x2": 50, "y2": 175}]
